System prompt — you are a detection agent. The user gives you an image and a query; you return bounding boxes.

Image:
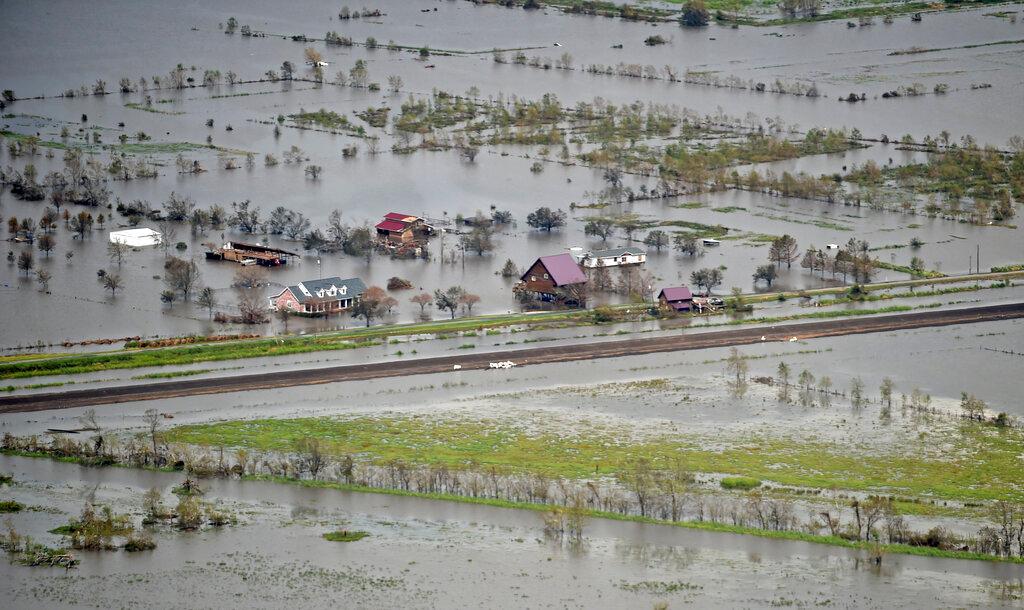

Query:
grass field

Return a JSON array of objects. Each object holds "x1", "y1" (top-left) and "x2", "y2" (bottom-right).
[{"x1": 165, "y1": 413, "x2": 1024, "y2": 505}]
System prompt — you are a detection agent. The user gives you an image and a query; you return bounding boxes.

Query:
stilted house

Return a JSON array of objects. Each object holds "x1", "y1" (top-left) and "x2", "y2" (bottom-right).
[
  {"x1": 205, "y1": 241, "x2": 298, "y2": 267},
  {"x1": 375, "y1": 212, "x2": 431, "y2": 244},
  {"x1": 269, "y1": 277, "x2": 367, "y2": 315},
  {"x1": 519, "y1": 254, "x2": 588, "y2": 301}
]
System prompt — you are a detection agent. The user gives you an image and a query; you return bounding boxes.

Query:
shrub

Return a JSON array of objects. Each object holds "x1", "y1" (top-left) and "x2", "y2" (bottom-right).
[
  {"x1": 323, "y1": 530, "x2": 369, "y2": 542},
  {"x1": 592, "y1": 306, "x2": 617, "y2": 323},
  {"x1": 0, "y1": 500, "x2": 24, "y2": 512},
  {"x1": 720, "y1": 476, "x2": 761, "y2": 490}
]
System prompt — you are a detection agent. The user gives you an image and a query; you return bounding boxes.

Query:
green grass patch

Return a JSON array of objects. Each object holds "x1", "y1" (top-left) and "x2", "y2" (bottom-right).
[
  {"x1": 165, "y1": 412, "x2": 1024, "y2": 505},
  {"x1": 124, "y1": 103, "x2": 184, "y2": 115},
  {"x1": 720, "y1": 476, "x2": 761, "y2": 490},
  {"x1": 0, "y1": 500, "x2": 24, "y2": 512},
  {"x1": 131, "y1": 369, "x2": 212, "y2": 380},
  {"x1": 323, "y1": 530, "x2": 369, "y2": 542}
]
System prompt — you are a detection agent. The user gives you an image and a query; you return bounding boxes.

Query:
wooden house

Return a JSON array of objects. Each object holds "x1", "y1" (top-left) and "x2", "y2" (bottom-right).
[
  {"x1": 375, "y1": 212, "x2": 431, "y2": 244},
  {"x1": 519, "y1": 254, "x2": 588, "y2": 300}
]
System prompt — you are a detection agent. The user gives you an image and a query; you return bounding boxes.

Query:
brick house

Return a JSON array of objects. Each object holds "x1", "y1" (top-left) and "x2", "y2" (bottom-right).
[{"x1": 269, "y1": 277, "x2": 367, "y2": 315}]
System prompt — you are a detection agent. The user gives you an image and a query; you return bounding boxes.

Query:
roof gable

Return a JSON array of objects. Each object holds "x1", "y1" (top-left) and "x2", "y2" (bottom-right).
[
  {"x1": 659, "y1": 286, "x2": 693, "y2": 301},
  {"x1": 289, "y1": 277, "x2": 367, "y2": 303},
  {"x1": 524, "y1": 254, "x2": 587, "y2": 286}
]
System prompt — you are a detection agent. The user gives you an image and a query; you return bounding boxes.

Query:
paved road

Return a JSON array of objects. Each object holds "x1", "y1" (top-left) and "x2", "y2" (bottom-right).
[{"x1": 2, "y1": 302, "x2": 1022, "y2": 414}]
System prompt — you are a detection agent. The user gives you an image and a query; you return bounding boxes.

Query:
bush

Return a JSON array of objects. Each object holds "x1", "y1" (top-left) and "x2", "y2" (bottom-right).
[
  {"x1": 592, "y1": 306, "x2": 617, "y2": 323},
  {"x1": 720, "y1": 476, "x2": 761, "y2": 490},
  {"x1": 323, "y1": 530, "x2": 369, "y2": 542},
  {"x1": 680, "y1": 0, "x2": 709, "y2": 27},
  {"x1": 387, "y1": 277, "x2": 413, "y2": 290},
  {"x1": 0, "y1": 500, "x2": 25, "y2": 512}
]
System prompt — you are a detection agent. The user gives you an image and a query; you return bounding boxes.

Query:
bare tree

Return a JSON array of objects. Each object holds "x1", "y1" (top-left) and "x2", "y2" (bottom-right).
[{"x1": 143, "y1": 408, "x2": 161, "y2": 458}]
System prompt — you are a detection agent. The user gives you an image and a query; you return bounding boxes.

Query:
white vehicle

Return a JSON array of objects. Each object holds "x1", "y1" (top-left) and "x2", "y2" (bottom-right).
[{"x1": 453, "y1": 364, "x2": 462, "y2": 370}]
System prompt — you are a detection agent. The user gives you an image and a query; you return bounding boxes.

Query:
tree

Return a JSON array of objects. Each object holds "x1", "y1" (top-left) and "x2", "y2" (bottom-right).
[
  {"x1": 143, "y1": 408, "x2": 161, "y2": 458},
  {"x1": 69, "y1": 211, "x2": 93, "y2": 238},
  {"x1": 458, "y1": 293, "x2": 481, "y2": 313},
  {"x1": 350, "y1": 285, "x2": 387, "y2": 327},
  {"x1": 584, "y1": 217, "x2": 615, "y2": 242},
  {"x1": 673, "y1": 233, "x2": 701, "y2": 257},
  {"x1": 160, "y1": 289, "x2": 176, "y2": 307},
  {"x1": 281, "y1": 61, "x2": 295, "y2": 80},
  {"x1": 526, "y1": 207, "x2": 567, "y2": 232},
  {"x1": 434, "y1": 286, "x2": 466, "y2": 319},
  {"x1": 344, "y1": 226, "x2": 374, "y2": 262},
  {"x1": 769, "y1": 235, "x2": 799, "y2": 268},
  {"x1": 689, "y1": 267, "x2": 722, "y2": 296},
  {"x1": 460, "y1": 217, "x2": 494, "y2": 255},
  {"x1": 850, "y1": 377, "x2": 865, "y2": 408},
  {"x1": 777, "y1": 361, "x2": 791, "y2": 402},
  {"x1": 103, "y1": 273, "x2": 123, "y2": 296},
  {"x1": 236, "y1": 290, "x2": 268, "y2": 324},
  {"x1": 643, "y1": 230, "x2": 669, "y2": 251},
  {"x1": 164, "y1": 257, "x2": 200, "y2": 299},
  {"x1": 108, "y1": 241, "x2": 129, "y2": 266},
  {"x1": 500, "y1": 259, "x2": 519, "y2": 278},
  {"x1": 410, "y1": 292, "x2": 433, "y2": 314},
  {"x1": 37, "y1": 234, "x2": 55, "y2": 257},
  {"x1": 304, "y1": 47, "x2": 322, "y2": 65},
  {"x1": 36, "y1": 269, "x2": 51, "y2": 292},
  {"x1": 387, "y1": 75, "x2": 403, "y2": 94},
  {"x1": 304, "y1": 164, "x2": 323, "y2": 179},
  {"x1": 960, "y1": 392, "x2": 986, "y2": 420},
  {"x1": 680, "y1": 0, "x2": 710, "y2": 26},
  {"x1": 879, "y1": 378, "x2": 895, "y2": 408},
  {"x1": 230, "y1": 200, "x2": 262, "y2": 234},
  {"x1": 197, "y1": 287, "x2": 217, "y2": 318},
  {"x1": 17, "y1": 250, "x2": 33, "y2": 275},
  {"x1": 753, "y1": 264, "x2": 777, "y2": 287},
  {"x1": 725, "y1": 347, "x2": 748, "y2": 384}
]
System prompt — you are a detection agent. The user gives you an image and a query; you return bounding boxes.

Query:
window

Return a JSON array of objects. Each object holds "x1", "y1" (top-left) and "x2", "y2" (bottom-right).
[
  {"x1": 543, "y1": 273, "x2": 549, "y2": 279},
  {"x1": 531, "y1": 276, "x2": 537, "y2": 281}
]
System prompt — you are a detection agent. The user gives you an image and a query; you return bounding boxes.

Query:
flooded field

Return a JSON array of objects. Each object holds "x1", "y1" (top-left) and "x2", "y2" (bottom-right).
[
  {"x1": 2, "y1": 454, "x2": 1023, "y2": 609},
  {"x1": 2, "y1": 0, "x2": 1023, "y2": 346},
  {"x1": 2, "y1": 1, "x2": 1023, "y2": 606}
]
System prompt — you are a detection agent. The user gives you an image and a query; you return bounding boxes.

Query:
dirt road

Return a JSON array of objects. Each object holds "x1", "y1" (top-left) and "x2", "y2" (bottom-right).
[{"x1": 1, "y1": 302, "x2": 1021, "y2": 414}]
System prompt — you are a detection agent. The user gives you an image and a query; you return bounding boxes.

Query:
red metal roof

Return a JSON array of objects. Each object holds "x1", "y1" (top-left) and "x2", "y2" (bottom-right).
[
  {"x1": 659, "y1": 286, "x2": 693, "y2": 302},
  {"x1": 384, "y1": 212, "x2": 417, "y2": 221},
  {"x1": 375, "y1": 220, "x2": 408, "y2": 232}
]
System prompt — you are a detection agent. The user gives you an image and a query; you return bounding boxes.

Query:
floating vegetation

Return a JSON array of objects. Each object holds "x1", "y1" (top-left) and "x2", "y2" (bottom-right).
[{"x1": 323, "y1": 530, "x2": 370, "y2": 542}]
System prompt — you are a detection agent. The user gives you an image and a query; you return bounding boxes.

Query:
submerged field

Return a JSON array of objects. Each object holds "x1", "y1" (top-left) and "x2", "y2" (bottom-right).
[{"x1": 164, "y1": 404, "x2": 1024, "y2": 506}]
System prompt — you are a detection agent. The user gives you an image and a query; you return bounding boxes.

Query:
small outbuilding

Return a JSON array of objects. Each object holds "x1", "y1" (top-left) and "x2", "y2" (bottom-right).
[
  {"x1": 109, "y1": 228, "x2": 161, "y2": 247},
  {"x1": 658, "y1": 286, "x2": 694, "y2": 312}
]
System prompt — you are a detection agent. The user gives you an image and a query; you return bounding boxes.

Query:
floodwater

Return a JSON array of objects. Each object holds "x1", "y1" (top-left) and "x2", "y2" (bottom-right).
[
  {"x1": 1, "y1": 0, "x2": 1023, "y2": 345},
  {"x1": 2, "y1": 454, "x2": 1022, "y2": 609}
]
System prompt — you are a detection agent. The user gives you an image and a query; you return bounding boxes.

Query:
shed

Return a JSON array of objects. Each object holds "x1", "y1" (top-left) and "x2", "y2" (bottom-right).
[
  {"x1": 109, "y1": 228, "x2": 162, "y2": 247},
  {"x1": 658, "y1": 286, "x2": 694, "y2": 312}
]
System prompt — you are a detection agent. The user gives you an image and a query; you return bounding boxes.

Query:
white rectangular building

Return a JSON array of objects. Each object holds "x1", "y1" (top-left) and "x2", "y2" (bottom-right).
[
  {"x1": 109, "y1": 228, "x2": 162, "y2": 247},
  {"x1": 574, "y1": 247, "x2": 647, "y2": 269}
]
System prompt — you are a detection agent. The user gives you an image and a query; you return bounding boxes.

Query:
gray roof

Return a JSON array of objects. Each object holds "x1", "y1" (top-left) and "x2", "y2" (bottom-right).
[
  {"x1": 588, "y1": 247, "x2": 646, "y2": 258},
  {"x1": 286, "y1": 277, "x2": 366, "y2": 304}
]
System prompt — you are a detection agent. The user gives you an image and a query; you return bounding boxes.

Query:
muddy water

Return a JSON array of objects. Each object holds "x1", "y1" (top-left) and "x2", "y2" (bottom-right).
[
  {"x1": 1, "y1": 455, "x2": 1021, "y2": 609},
  {"x1": 2, "y1": 1, "x2": 1023, "y2": 345}
]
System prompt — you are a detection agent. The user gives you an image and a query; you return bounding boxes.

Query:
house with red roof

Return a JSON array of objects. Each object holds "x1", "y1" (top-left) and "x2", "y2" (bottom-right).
[
  {"x1": 658, "y1": 286, "x2": 694, "y2": 312},
  {"x1": 375, "y1": 212, "x2": 429, "y2": 244},
  {"x1": 519, "y1": 254, "x2": 588, "y2": 303}
]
